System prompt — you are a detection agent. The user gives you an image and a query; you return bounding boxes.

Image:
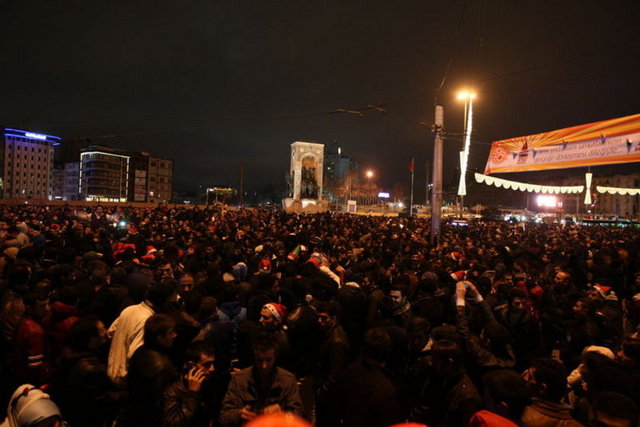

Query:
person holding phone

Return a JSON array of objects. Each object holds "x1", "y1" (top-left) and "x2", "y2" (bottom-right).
[{"x1": 164, "y1": 340, "x2": 217, "y2": 426}]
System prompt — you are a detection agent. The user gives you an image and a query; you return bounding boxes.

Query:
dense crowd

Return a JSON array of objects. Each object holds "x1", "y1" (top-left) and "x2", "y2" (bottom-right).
[{"x1": 1, "y1": 204, "x2": 640, "y2": 427}]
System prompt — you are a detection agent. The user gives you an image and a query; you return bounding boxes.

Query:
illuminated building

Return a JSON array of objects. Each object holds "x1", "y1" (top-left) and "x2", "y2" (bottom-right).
[
  {"x1": 560, "y1": 173, "x2": 640, "y2": 217},
  {"x1": 205, "y1": 186, "x2": 236, "y2": 204},
  {"x1": 80, "y1": 146, "x2": 130, "y2": 202},
  {"x1": 79, "y1": 146, "x2": 173, "y2": 203},
  {"x1": 1, "y1": 128, "x2": 60, "y2": 200}
]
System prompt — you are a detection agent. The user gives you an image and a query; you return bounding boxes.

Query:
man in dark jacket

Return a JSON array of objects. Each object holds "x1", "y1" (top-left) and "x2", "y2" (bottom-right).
[
  {"x1": 219, "y1": 336, "x2": 304, "y2": 426},
  {"x1": 410, "y1": 339, "x2": 482, "y2": 427},
  {"x1": 331, "y1": 328, "x2": 404, "y2": 427},
  {"x1": 588, "y1": 283, "x2": 623, "y2": 348},
  {"x1": 540, "y1": 270, "x2": 584, "y2": 355},
  {"x1": 313, "y1": 301, "x2": 351, "y2": 427},
  {"x1": 124, "y1": 314, "x2": 179, "y2": 427},
  {"x1": 388, "y1": 284, "x2": 413, "y2": 330},
  {"x1": 495, "y1": 288, "x2": 541, "y2": 371},
  {"x1": 521, "y1": 358, "x2": 582, "y2": 426},
  {"x1": 163, "y1": 340, "x2": 217, "y2": 427},
  {"x1": 454, "y1": 281, "x2": 516, "y2": 377},
  {"x1": 51, "y1": 315, "x2": 118, "y2": 427}
]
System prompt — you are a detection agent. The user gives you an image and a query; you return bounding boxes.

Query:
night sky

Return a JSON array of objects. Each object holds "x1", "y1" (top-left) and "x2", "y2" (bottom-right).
[{"x1": 1, "y1": 1, "x2": 639, "y2": 194}]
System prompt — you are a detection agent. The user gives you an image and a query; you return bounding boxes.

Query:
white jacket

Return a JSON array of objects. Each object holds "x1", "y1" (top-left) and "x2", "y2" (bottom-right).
[{"x1": 107, "y1": 301, "x2": 154, "y2": 386}]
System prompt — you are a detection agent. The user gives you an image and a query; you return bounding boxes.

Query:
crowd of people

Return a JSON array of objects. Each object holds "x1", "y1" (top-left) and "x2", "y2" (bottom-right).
[{"x1": 1, "y1": 203, "x2": 640, "y2": 427}]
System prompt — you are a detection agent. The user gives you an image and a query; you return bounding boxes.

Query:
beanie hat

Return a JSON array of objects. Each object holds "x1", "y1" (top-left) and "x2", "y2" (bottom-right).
[
  {"x1": 583, "y1": 345, "x2": 615, "y2": 360},
  {"x1": 232, "y1": 262, "x2": 248, "y2": 282},
  {"x1": 262, "y1": 303, "x2": 286, "y2": 324}
]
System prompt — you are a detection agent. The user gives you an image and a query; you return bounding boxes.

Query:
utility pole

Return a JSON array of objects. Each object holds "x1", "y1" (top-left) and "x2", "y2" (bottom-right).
[
  {"x1": 431, "y1": 105, "x2": 444, "y2": 243},
  {"x1": 409, "y1": 157, "x2": 415, "y2": 216},
  {"x1": 425, "y1": 162, "x2": 430, "y2": 206},
  {"x1": 239, "y1": 166, "x2": 244, "y2": 206}
]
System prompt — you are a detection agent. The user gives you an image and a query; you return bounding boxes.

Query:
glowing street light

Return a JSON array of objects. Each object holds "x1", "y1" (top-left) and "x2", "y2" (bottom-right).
[
  {"x1": 365, "y1": 170, "x2": 374, "y2": 205},
  {"x1": 457, "y1": 90, "x2": 476, "y2": 217},
  {"x1": 456, "y1": 91, "x2": 477, "y2": 100}
]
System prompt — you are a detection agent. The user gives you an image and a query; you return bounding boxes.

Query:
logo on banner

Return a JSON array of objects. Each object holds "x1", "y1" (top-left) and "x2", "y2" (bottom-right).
[
  {"x1": 517, "y1": 141, "x2": 529, "y2": 164},
  {"x1": 490, "y1": 145, "x2": 508, "y2": 164}
]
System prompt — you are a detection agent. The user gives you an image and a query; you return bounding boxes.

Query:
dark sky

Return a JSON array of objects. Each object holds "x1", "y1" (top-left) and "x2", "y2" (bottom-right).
[{"x1": 1, "y1": 1, "x2": 639, "y2": 193}]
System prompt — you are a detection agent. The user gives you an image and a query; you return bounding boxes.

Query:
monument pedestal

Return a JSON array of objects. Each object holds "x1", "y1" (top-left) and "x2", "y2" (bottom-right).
[
  {"x1": 283, "y1": 141, "x2": 328, "y2": 213},
  {"x1": 282, "y1": 198, "x2": 329, "y2": 213}
]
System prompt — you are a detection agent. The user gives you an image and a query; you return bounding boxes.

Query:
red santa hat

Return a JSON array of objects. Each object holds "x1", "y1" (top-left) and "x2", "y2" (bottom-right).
[
  {"x1": 451, "y1": 270, "x2": 466, "y2": 281},
  {"x1": 246, "y1": 413, "x2": 311, "y2": 427},
  {"x1": 450, "y1": 252, "x2": 464, "y2": 262},
  {"x1": 593, "y1": 284, "x2": 612, "y2": 298},
  {"x1": 112, "y1": 242, "x2": 137, "y2": 259},
  {"x1": 307, "y1": 257, "x2": 321, "y2": 269},
  {"x1": 262, "y1": 303, "x2": 286, "y2": 324},
  {"x1": 258, "y1": 258, "x2": 272, "y2": 273},
  {"x1": 141, "y1": 246, "x2": 158, "y2": 263},
  {"x1": 469, "y1": 410, "x2": 518, "y2": 427}
]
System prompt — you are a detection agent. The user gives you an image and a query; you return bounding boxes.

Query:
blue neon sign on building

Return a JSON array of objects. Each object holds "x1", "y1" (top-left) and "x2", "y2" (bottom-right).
[{"x1": 3, "y1": 128, "x2": 61, "y2": 146}]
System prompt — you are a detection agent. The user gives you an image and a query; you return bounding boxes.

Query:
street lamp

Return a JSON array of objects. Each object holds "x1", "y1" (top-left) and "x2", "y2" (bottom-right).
[
  {"x1": 457, "y1": 90, "x2": 476, "y2": 218},
  {"x1": 365, "y1": 170, "x2": 374, "y2": 205}
]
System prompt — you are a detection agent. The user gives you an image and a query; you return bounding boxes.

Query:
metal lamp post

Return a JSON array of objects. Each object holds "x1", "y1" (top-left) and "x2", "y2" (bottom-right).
[{"x1": 457, "y1": 90, "x2": 476, "y2": 219}]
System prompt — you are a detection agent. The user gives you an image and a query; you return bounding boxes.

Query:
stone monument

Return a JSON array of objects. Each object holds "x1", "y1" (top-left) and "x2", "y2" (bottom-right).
[{"x1": 283, "y1": 141, "x2": 329, "y2": 213}]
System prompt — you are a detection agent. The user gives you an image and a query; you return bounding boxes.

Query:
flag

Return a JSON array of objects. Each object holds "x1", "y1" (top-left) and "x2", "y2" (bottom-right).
[{"x1": 408, "y1": 158, "x2": 415, "y2": 173}]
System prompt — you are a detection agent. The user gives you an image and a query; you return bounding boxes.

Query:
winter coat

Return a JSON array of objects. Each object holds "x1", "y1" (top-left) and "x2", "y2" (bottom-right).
[
  {"x1": 456, "y1": 303, "x2": 516, "y2": 372},
  {"x1": 331, "y1": 358, "x2": 404, "y2": 427},
  {"x1": 219, "y1": 366, "x2": 304, "y2": 427},
  {"x1": 411, "y1": 371, "x2": 482, "y2": 427},
  {"x1": 521, "y1": 398, "x2": 584, "y2": 427}
]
